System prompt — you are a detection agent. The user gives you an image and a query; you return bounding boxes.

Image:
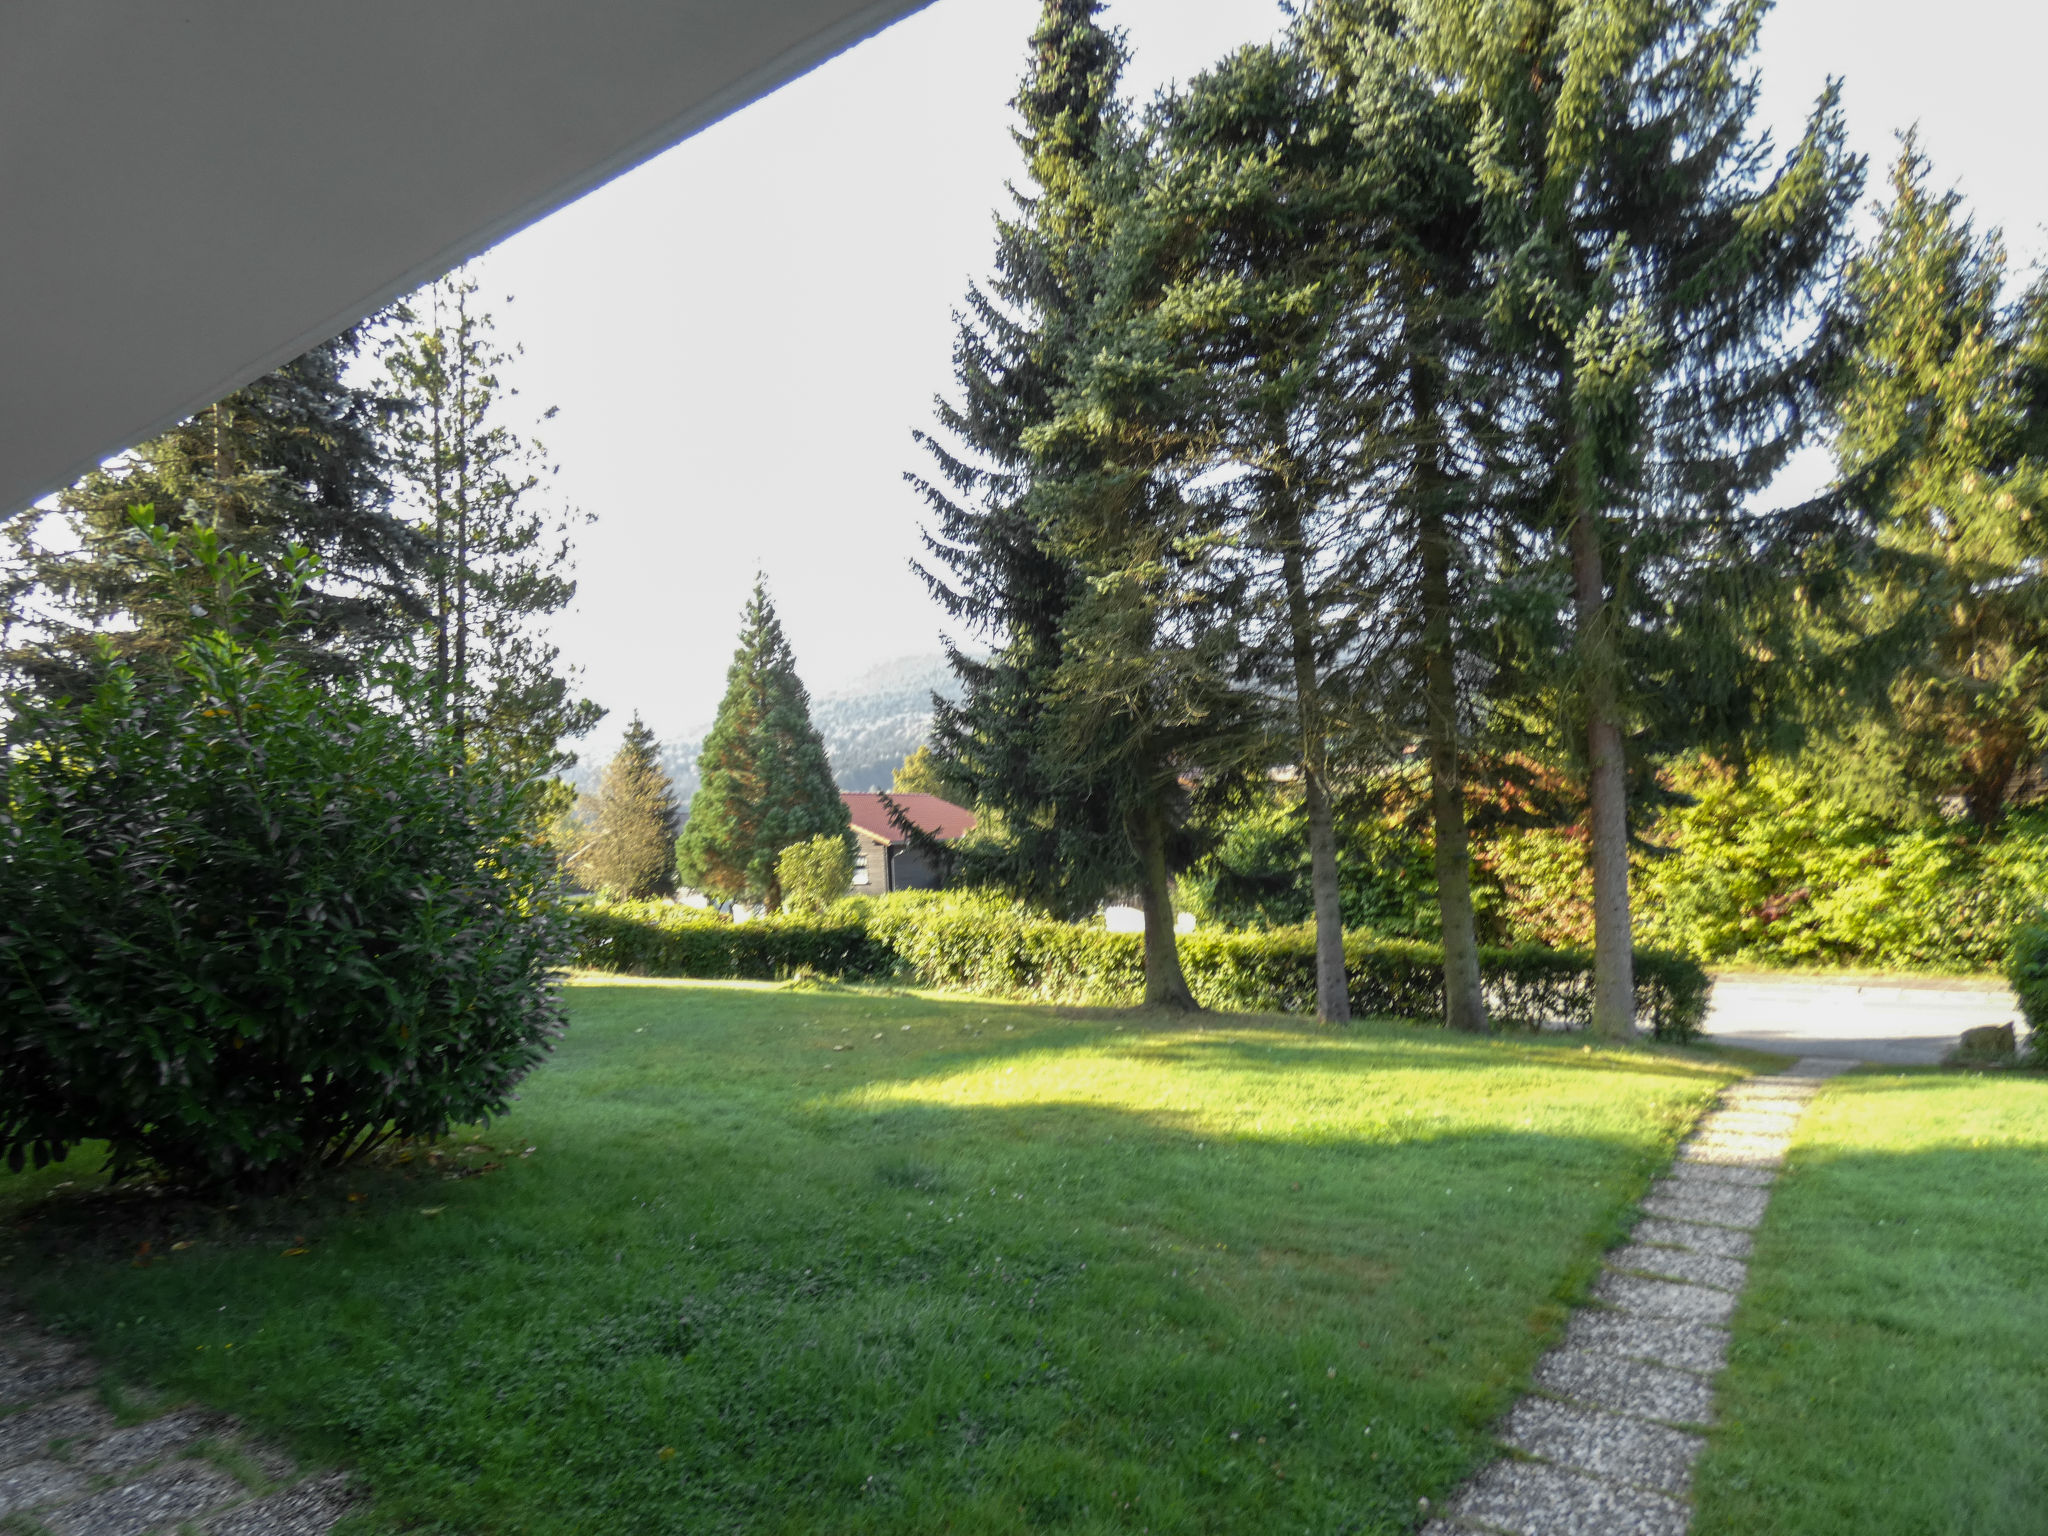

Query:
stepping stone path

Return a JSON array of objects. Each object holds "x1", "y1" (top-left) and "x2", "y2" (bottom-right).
[
  {"x1": 0, "y1": 1304, "x2": 356, "y2": 1535},
  {"x1": 1424, "y1": 1057, "x2": 1854, "y2": 1536}
]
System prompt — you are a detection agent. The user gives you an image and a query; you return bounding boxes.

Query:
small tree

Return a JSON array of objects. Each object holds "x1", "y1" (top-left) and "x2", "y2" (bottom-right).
[
  {"x1": 677, "y1": 580, "x2": 851, "y2": 908},
  {"x1": 777, "y1": 835, "x2": 855, "y2": 916},
  {"x1": 582, "y1": 715, "x2": 679, "y2": 900},
  {"x1": 892, "y1": 744, "x2": 947, "y2": 796}
]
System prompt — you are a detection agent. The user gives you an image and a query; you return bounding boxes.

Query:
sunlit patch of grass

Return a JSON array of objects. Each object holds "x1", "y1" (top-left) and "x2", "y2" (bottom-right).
[
  {"x1": 1692, "y1": 1070, "x2": 2048, "y2": 1536},
  {"x1": 3, "y1": 981, "x2": 1742, "y2": 1535}
]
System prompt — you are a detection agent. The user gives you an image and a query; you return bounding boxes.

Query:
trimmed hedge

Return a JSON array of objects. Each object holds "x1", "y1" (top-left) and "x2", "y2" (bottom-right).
[
  {"x1": 569, "y1": 901, "x2": 893, "y2": 982},
  {"x1": 2004, "y1": 916, "x2": 2048, "y2": 1065},
  {"x1": 572, "y1": 896, "x2": 1710, "y2": 1041}
]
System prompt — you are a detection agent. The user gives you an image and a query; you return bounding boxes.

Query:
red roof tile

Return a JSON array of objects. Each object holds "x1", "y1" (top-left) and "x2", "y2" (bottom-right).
[{"x1": 841, "y1": 792, "x2": 977, "y2": 844}]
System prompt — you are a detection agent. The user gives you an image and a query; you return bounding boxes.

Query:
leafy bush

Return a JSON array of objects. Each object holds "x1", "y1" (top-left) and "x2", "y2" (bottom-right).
[
  {"x1": 569, "y1": 900, "x2": 893, "y2": 982},
  {"x1": 573, "y1": 892, "x2": 1710, "y2": 1041},
  {"x1": 2004, "y1": 916, "x2": 2048, "y2": 1065},
  {"x1": 776, "y1": 835, "x2": 854, "y2": 916},
  {"x1": 0, "y1": 637, "x2": 567, "y2": 1189}
]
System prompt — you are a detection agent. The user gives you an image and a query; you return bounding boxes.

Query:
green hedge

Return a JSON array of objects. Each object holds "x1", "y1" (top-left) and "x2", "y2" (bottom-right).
[
  {"x1": 2004, "y1": 917, "x2": 2048, "y2": 1065},
  {"x1": 571, "y1": 896, "x2": 1710, "y2": 1041},
  {"x1": 569, "y1": 901, "x2": 893, "y2": 982}
]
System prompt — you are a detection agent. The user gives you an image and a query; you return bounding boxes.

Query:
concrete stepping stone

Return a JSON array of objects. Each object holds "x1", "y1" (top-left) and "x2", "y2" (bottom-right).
[
  {"x1": 1424, "y1": 1058, "x2": 1850, "y2": 1535},
  {"x1": 1533, "y1": 1349, "x2": 1716, "y2": 1426},
  {"x1": 0, "y1": 1300, "x2": 360, "y2": 1535},
  {"x1": 1438, "y1": 1458, "x2": 1691, "y2": 1536},
  {"x1": 1607, "y1": 1242, "x2": 1748, "y2": 1293},
  {"x1": 1630, "y1": 1217, "x2": 1752, "y2": 1261}
]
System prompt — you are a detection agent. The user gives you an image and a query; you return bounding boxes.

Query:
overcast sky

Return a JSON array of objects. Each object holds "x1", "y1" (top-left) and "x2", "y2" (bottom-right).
[{"x1": 467, "y1": 0, "x2": 2048, "y2": 760}]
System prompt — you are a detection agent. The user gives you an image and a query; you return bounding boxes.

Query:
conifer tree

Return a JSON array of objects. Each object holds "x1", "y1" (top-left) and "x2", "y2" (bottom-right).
[
  {"x1": 677, "y1": 579, "x2": 851, "y2": 909},
  {"x1": 1416, "y1": 0, "x2": 1861, "y2": 1036},
  {"x1": 381, "y1": 271, "x2": 602, "y2": 777},
  {"x1": 914, "y1": 1, "x2": 1205, "y2": 1004},
  {"x1": 1822, "y1": 144, "x2": 2048, "y2": 826},
  {"x1": 582, "y1": 715, "x2": 680, "y2": 900},
  {"x1": 19, "y1": 326, "x2": 421, "y2": 688}
]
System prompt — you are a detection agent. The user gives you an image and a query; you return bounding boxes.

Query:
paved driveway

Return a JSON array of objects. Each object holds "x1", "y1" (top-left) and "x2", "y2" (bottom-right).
[{"x1": 1701, "y1": 972, "x2": 2024, "y2": 1064}]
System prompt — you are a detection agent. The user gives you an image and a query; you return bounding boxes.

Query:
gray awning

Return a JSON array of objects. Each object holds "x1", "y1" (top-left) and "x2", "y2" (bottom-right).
[{"x1": 0, "y1": 0, "x2": 930, "y2": 516}]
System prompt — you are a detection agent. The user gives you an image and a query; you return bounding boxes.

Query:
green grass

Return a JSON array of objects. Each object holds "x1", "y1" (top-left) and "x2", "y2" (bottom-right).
[
  {"x1": 1693, "y1": 1069, "x2": 2048, "y2": 1535},
  {"x1": 2, "y1": 980, "x2": 1743, "y2": 1535}
]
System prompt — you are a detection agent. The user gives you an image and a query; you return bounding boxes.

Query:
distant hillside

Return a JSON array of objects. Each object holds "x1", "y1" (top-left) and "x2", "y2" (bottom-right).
[{"x1": 645, "y1": 653, "x2": 959, "y2": 805}]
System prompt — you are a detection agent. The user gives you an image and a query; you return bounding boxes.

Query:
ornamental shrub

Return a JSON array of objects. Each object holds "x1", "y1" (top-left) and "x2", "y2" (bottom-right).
[
  {"x1": 776, "y1": 835, "x2": 855, "y2": 916},
  {"x1": 0, "y1": 637, "x2": 568, "y2": 1189},
  {"x1": 571, "y1": 892, "x2": 1709, "y2": 1041}
]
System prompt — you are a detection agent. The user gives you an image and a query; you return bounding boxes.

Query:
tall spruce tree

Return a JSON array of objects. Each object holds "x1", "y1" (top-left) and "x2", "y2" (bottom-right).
[
  {"x1": 1416, "y1": 0, "x2": 1861, "y2": 1035},
  {"x1": 19, "y1": 326, "x2": 421, "y2": 688},
  {"x1": 914, "y1": 1, "x2": 1199, "y2": 1001},
  {"x1": 1821, "y1": 144, "x2": 2048, "y2": 826},
  {"x1": 583, "y1": 715, "x2": 680, "y2": 900},
  {"x1": 677, "y1": 579, "x2": 850, "y2": 909},
  {"x1": 381, "y1": 271, "x2": 602, "y2": 777}
]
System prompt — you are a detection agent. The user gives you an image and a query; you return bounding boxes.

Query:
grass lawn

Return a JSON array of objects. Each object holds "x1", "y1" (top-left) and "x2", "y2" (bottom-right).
[
  {"x1": 2, "y1": 979, "x2": 1743, "y2": 1535},
  {"x1": 1692, "y1": 1069, "x2": 2048, "y2": 1536}
]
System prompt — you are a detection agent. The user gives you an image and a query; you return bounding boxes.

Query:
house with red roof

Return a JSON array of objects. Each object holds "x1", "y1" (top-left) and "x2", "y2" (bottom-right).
[{"x1": 840, "y1": 792, "x2": 977, "y2": 896}]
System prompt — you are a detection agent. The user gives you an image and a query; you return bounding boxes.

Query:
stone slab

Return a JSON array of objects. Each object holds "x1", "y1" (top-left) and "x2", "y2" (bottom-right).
[
  {"x1": 1608, "y1": 1242, "x2": 1748, "y2": 1293},
  {"x1": 1565, "y1": 1308, "x2": 1731, "y2": 1376},
  {"x1": 1534, "y1": 1349, "x2": 1716, "y2": 1427},
  {"x1": 1630, "y1": 1217, "x2": 1753, "y2": 1261},
  {"x1": 1677, "y1": 1140, "x2": 1785, "y2": 1171},
  {"x1": 1641, "y1": 1178, "x2": 1771, "y2": 1230},
  {"x1": 0, "y1": 1395, "x2": 117, "y2": 1471},
  {"x1": 201, "y1": 1472, "x2": 358, "y2": 1536},
  {"x1": 1594, "y1": 1272, "x2": 1739, "y2": 1326},
  {"x1": 0, "y1": 1349, "x2": 96, "y2": 1406},
  {"x1": 1662, "y1": 1163, "x2": 1777, "y2": 1196},
  {"x1": 0, "y1": 1459, "x2": 89, "y2": 1517},
  {"x1": 76, "y1": 1409, "x2": 219, "y2": 1473},
  {"x1": 40, "y1": 1459, "x2": 244, "y2": 1536},
  {"x1": 1693, "y1": 1109, "x2": 1803, "y2": 1134},
  {"x1": 1447, "y1": 1457, "x2": 1690, "y2": 1536}
]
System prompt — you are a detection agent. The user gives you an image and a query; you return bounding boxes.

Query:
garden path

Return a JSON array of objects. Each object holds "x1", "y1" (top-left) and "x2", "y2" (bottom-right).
[
  {"x1": 0, "y1": 1305, "x2": 354, "y2": 1536},
  {"x1": 1422, "y1": 1056, "x2": 1854, "y2": 1536}
]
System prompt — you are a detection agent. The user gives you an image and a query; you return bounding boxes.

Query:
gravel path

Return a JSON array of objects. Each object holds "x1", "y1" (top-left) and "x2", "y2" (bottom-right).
[
  {"x1": 1422, "y1": 1057, "x2": 1853, "y2": 1536},
  {"x1": 0, "y1": 1306, "x2": 356, "y2": 1536}
]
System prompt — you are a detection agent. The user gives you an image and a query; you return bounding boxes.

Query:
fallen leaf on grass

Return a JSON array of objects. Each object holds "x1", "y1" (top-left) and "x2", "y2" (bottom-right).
[
  {"x1": 419, "y1": 1207, "x2": 446, "y2": 1218},
  {"x1": 658, "y1": 1446, "x2": 676, "y2": 1461},
  {"x1": 171, "y1": 1241, "x2": 193, "y2": 1252},
  {"x1": 281, "y1": 1247, "x2": 308, "y2": 1258}
]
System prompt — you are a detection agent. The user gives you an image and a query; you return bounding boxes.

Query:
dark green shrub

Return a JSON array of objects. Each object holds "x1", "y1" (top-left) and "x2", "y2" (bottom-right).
[
  {"x1": 0, "y1": 637, "x2": 567, "y2": 1189},
  {"x1": 570, "y1": 901, "x2": 893, "y2": 982},
  {"x1": 2004, "y1": 916, "x2": 2048, "y2": 1065},
  {"x1": 575, "y1": 892, "x2": 1710, "y2": 1041}
]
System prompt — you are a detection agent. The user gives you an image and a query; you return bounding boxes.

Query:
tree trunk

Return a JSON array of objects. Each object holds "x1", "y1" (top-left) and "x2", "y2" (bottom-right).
[
  {"x1": 1414, "y1": 363, "x2": 1486, "y2": 1033},
  {"x1": 1569, "y1": 500, "x2": 1636, "y2": 1039},
  {"x1": 1135, "y1": 799, "x2": 1199, "y2": 1011},
  {"x1": 1279, "y1": 539, "x2": 1349, "y2": 1024}
]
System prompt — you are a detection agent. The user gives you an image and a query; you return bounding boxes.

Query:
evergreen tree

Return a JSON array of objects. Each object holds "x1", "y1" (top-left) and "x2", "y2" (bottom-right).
[
  {"x1": 911, "y1": 2, "x2": 1155, "y2": 962},
  {"x1": 677, "y1": 580, "x2": 851, "y2": 909},
  {"x1": 582, "y1": 715, "x2": 679, "y2": 900},
  {"x1": 1417, "y1": 0, "x2": 1861, "y2": 1035},
  {"x1": 1823, "y1": 144, "x2": 2048, "y2": 826},
  {"x1": 381, "y1": 271, "x2": 603, "y2": 777},
  {"x1": 18, "y1": 326, "x2": 421, "y2": 688}
]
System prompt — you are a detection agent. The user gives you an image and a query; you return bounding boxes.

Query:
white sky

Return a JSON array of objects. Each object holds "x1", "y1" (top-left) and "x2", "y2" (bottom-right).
[{"x1": 468, "y1": 0, "x2": 2048, "y2": 760}]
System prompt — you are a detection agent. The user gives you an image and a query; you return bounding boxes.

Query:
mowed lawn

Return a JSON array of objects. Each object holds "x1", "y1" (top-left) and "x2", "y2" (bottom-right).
[
  {"x1": 1693, "y1": 1069, "x2": 2048, "y2": 1536},
  {"x1": 3, "y1": 980, "x2": 1743, "y2": 1535}
]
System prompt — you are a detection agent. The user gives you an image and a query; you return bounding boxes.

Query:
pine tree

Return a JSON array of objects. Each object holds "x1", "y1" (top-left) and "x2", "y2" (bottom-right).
[
  {"x1": 19, "y1": 326, "x2": 421, "y2": 688},
  {"x1": 1417, "y1": 0, "x2": 1861, "y2": 1036},
  {"x1": 381, "y1": 271, "x2": 602, "y2": 777},
  {"x1": 582, "y1": 716, "x2": 680, "y2": 900},
  {"x1": 1822, "y1": 143, "x2": 2048, "y2": 826},
  {"x1": 911, "y1": 1, "x2": 1147, "y2": 942},
  {"x1": 677, "y1": 580, "x2": 851, "y2": 909}
]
